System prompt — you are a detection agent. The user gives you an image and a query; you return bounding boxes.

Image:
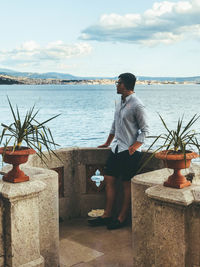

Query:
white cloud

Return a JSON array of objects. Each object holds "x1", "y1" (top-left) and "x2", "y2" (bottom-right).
[
  {"x1": 141, "y1": 32, "x2": 183, "y2": 46},
  {"x1": 144, "y1": 1, "x2": 175, "y2": 17},
  {"x1": 80, "y1": 0, "x2": 200, "y2": 46},
  {"x1": 99, "y1": 13, "x2": 141, "y2": 28},
  {"x1": 0, "y1": 41, "x2": 92, "y2": 70},
  {"x1": 19, "y1": 41, "x2": 40, "y2": 51}
]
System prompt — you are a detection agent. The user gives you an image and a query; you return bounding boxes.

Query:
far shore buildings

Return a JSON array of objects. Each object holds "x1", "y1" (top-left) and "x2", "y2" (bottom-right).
[{"x1": 1, "y1": 74, "x2": 200, "y2": 85}]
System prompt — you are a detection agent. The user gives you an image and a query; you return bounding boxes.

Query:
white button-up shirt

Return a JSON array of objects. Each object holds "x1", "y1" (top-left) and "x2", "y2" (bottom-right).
[{"x1": 110, "y1": 93, "x2": 149, "y2": 153}]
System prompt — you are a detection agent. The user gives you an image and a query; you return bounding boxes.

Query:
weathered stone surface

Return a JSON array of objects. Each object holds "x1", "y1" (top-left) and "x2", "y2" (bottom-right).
[
  {"x1": 131, "y1": 169, "x2": 168, "y2": 267},
  {"x1": 28, "y1": 148, "x2": 72, "y2": 169},
  {"x1": 140, "y1": 150, "x2": 165, "y2": 172},
  {"x1": 5, "y1": 198, "x2": 41, "y2": 266},
  {"x1": 20, "y1": 256, "x2": 44, "y2": 267},
  {"x1": 59, "y1": 195, "x2": 81, "y2": 219},
  {"x1": 146, "y1": 184, "x2": 196, "y2": 206},
  {"x1": 59, "y1": 239, "x2": 104, "y2": 266},
  {"x1": 187, "y1": 205, "x2": 200, "y2": 267},
  {"x1": 192, "y1": 186, "x2": 200, "y2": 202},
  {"x1": 26, "y1": 148, "x2": 109, "y2": 219},
  {"x1": 189, "y1": 163, "x2": 200, "y2": 185},
  {"x1": 0, "y1": 178, "x2": 46, "y2": 201},
  {"x1": 133, "y1": 167, "x2": 171, "y2": 187},
  {"x1": 0, "y1": 197, "x2": 4, "y2": 267},
  {"x1": 153, "y1": 201, "x2": 187, "y2": 267},
  {"x1": 0, "y1": 179, "x2": 45, "y2": 267},
  {"x1": 25, "y1": 167, "x2": 59, "y2": 267},
  {"x1": 132, "y1": 165, "x2": 200, "y2": 267},
  {"x1": 77, "y1": 163, "x2": 86, "y2": 194},
  {"x1": 26, "y1": 148, "x2": 165, "y2": 221},
  {"x1": 0, "y1": 166, "x2": 59, "y2": 266},
  {"x1": 76, "y1": 148, "x2": 110, "y2": 165},
  {"x1": 131, "y1": 182, "x2": 155, "y2": 267}
]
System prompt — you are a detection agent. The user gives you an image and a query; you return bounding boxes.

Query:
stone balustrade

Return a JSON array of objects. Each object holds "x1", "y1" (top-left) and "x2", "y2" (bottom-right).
[
  {"x1": 26, "y1": 147, "x2": 164, "y2": 220},
  {"x1": 132, "y1": 164, "x2": 200, "y2": 267},
  {"x1": 0, "y1": 147, "x2": 164, "y2": 266}
]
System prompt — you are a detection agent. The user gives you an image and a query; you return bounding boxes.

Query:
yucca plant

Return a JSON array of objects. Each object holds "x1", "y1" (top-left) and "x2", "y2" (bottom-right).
[
  {"x1": 152, "y1": 114, "x2": 200, "y2": 153},
  {"x1": 139, "y1": 114, "x2": 200, "y2": 172},
  {"x1": 0, "y1": 97, "x2": 61, "y2": 162}
]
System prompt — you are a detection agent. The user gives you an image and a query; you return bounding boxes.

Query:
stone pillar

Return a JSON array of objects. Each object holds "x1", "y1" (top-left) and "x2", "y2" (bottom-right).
[
  {"x1": 146, "y1": 184, "x2": 194, "y2": 267},
  {"x1": 28, "y1": 167, "x2": 60, "y2": 267},
  {"x1": 0, "y1": 191, "x2": 4, "y2": 267},
  {"x1": 131, "y1": 168, "x2": 169, "y2": 266},
  {"x1": 0, "y1": 179, "x2": 46, "y2": 267},
  {"x1": 1, "y1": 165, "x2": 60, "y2": 267},
  {"x1": 131, "y1": 165, "x2": 200, "y2": 267}
]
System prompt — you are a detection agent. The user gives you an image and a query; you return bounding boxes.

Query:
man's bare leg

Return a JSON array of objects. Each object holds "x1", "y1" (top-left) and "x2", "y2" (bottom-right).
[
  {"x1": 118, "y1": 180, "x2": 131, "y2": 222},
  {"x1": 102, "y1": 175, "x2": 116, "y2": 218}
]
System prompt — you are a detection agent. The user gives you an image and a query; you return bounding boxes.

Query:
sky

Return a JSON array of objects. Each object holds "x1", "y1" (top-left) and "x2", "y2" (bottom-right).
[{"x1": 0, "y1": 0, "x2": 200, "y2": 77}]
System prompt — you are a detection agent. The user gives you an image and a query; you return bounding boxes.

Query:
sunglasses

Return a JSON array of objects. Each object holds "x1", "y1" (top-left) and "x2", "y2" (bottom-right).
[{"x1": 115, "y1": 81, "x2": 122, "y2": 86}]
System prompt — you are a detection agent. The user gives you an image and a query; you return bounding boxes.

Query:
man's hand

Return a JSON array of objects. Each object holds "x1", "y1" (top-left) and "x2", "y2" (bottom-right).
[
  {"x1": 98, "y1": 143, "x2": 109, "y2": 148},
  {"x1": 128, "y1": 142, "x2": 142, "y2": 155},
  {"x1": 97, "y1": 134, "x2": 114, "y2": 149}
]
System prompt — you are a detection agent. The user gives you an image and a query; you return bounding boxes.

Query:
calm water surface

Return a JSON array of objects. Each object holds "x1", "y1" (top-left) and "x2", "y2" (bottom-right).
[{"x1": 0, "y1": 83, "x2": 199, "y2": 150}]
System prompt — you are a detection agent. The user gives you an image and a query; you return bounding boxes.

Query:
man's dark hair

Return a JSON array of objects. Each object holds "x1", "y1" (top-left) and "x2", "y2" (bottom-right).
[{"x1": 118, "y1": 73, "x2": 136, "y2": 91}]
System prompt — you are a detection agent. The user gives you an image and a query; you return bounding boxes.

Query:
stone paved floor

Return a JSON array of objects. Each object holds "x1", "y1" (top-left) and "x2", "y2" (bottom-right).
[{"x1": 59, "y1": 218, "x2": 133, "y2": 267}]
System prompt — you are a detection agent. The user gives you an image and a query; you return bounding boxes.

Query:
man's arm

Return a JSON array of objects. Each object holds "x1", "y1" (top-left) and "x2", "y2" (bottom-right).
[
  {"x1": 98, "y1": 134, "x2": 115, "y2": 148},
  {"x1": 98, "y1": 120, "x2": 115, "y2": 148},
  {"x1": 129, "y1": 104, "x2": 149, "y2": 155}
]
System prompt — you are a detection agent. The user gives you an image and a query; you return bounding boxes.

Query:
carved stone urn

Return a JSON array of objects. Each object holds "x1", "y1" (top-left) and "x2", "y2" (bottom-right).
[
  {"x1": 155, "y1": 150, "x2": 199, "y2": 189},
  {"x1": 0, "y1": 146, "x2": 36, "y2": 183}
]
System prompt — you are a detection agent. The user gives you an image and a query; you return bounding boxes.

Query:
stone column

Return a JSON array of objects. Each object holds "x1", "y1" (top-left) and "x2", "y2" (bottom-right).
[
  {"x1": 0, "y1": 190, "x2": 4, "y2": 267},
  {"x1": 0, "y1": 179, "x2": 46, "y2": 267},
  {"x1": 146, "y1": 184, "x2": 195, "y2": 267},
  {"x1": 131, "y1": 165, "x2": 200, "y2": 267},
  {"x1": 131, "y1": 168, "x2": 169, "y2": 266},
  {"x1": 27, "y1": 167, "x2": 60, "y2": 267},
  {"x1": 2, "y1": 165, "x2": 60, "y2": 267}
]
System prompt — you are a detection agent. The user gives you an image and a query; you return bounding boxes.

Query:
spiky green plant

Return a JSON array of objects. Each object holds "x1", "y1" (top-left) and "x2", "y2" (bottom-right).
[
  {"x1": 0, "y1": 97, "x2": 61, "y2": 162},
  {"x1": 138, "y1": 114, "x2": 200, "y2": 172}
]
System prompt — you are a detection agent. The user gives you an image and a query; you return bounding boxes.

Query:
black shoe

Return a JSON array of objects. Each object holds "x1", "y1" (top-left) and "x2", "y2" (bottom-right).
[
  {"x1": 88, "y1": 216, "x2": 112, "y2": 226},
  {"x1": 107, "y1": 219, "x2": 126, "y2": 230}
]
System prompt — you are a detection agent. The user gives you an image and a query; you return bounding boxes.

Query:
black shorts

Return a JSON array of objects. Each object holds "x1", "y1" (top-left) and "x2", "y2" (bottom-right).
[{"x1": 104, "y1": 149, "x2": 142, "y2": 181}]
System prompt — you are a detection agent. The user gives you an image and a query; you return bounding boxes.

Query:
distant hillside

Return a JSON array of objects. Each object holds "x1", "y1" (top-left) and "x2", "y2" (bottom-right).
[
  {"x1": 0, "y1": 68, "x2": 78, "y2": 80},
  {"x1": 0, "y1": 68, "x2": 111, "y2": 80},
  {"x1": 0, "y1": 68, "x2": 200, "y2": 82},
  {"x1": 0, "y1": 76, "x2": 22, "y2": 85}
]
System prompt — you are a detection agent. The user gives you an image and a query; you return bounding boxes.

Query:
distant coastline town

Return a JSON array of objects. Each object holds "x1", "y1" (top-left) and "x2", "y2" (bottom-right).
[{"x1": 0, "y1": 69, "x2": 200, "y2": 85}]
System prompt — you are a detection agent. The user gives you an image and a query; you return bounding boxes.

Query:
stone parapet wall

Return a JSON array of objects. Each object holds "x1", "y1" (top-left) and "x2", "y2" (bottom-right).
[
  {"x1": 27, "y1": 147, "x2": 164, "y2": 219},
  {"x1": 0, "y1": 147, "x2": 164, "y2": 266}
]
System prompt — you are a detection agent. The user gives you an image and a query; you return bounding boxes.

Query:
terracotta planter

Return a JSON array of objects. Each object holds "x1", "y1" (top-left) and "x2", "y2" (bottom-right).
[
  {"x1": 0, "y1": 147, "x2": 36, "y2": 183},
  {"x1": 155, "y1": 150, "x2": 199, "y2": 189}
]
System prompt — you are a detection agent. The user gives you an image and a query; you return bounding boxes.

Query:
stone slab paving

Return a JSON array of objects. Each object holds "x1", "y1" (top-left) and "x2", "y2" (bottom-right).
[{"x1": 59, "y1": 218, "x2": 133, "y2": 267}]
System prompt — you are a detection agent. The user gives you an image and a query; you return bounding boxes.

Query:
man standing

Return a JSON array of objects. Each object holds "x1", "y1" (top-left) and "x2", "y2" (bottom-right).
[{"x1": 88, "y1": 73, "x2": 149, "y2": 230}]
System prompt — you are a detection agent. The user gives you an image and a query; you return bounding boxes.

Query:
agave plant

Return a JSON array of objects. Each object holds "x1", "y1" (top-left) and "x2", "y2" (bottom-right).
[
  {"x1": 0, "y1": 97, "x2": 60, "y2": 162},
  {"x1": 151, "y1": 114, "x2": 200, "y2": 153},
  {"x1": 139, "y1": 114, "x2": 200, "y2": 171}
]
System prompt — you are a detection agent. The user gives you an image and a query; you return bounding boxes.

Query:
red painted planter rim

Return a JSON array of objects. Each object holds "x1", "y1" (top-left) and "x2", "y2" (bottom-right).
[
  {"x1": 155, "y1": 150, "x2": 199, "y2": 161},
  {"x1": 0, "y1": 146, "x2": 36, "y2": 156}
]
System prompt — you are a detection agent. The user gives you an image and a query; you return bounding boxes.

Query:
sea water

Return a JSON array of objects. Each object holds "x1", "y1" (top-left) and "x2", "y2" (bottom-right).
[{"x1": 0, "y1": 83, "x2": 199, "y2": 151}]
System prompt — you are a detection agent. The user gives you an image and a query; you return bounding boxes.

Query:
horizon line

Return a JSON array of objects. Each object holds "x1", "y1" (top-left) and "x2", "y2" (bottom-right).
[{"x1": 0, "y1": 67, "x2": 199, "y2": 78}]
